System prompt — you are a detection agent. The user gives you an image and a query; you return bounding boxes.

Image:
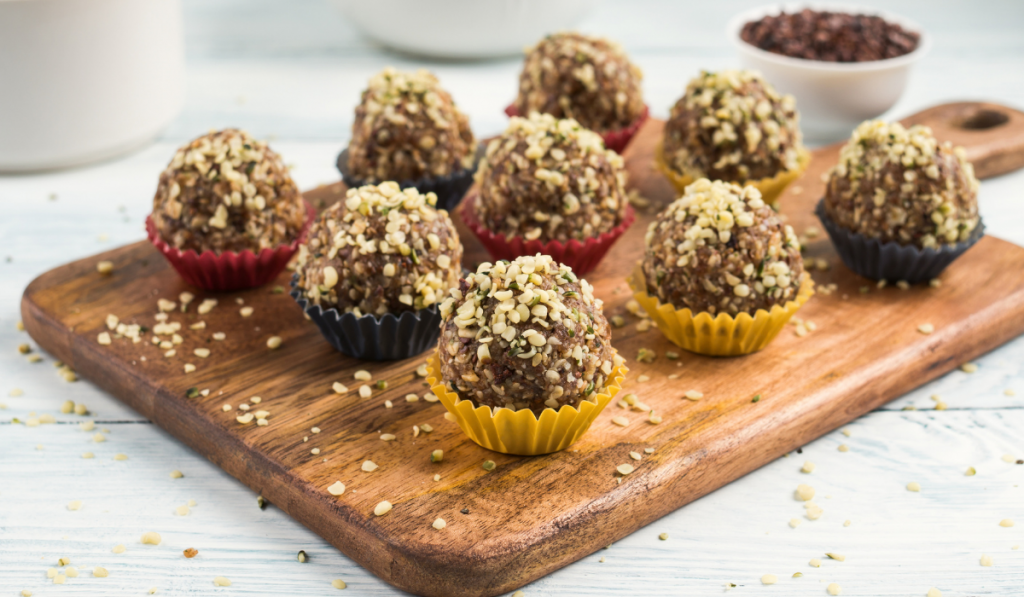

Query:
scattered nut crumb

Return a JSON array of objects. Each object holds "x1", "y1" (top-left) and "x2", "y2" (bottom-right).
[
  {"x1": 141, "y1": 532, "x2": 162, "y2": 545},
  {"x1": 658, "y1": 532, "x2": 668, "y2": 540},
  {"x1": 616, "y1": 464, "x2": 634, "y2": 476},
  {"x1": 432, "y1": 518, "x2": 446, "y2": 530},
  {"x1": 999, "y1": 519, "x2": 1014, "y2": 527},
  {"x1": 93, "y1": 567, "x2": 109, "y2": 578},
  {"x1": 980, "y1": 554, "x2": 993, "y2": 567},
  {"x1": 761, "y1": 574, "x2": 777, "y2": 585},
  {"x1": 67, "y1": 500, "x2": 82, "y2": 511},
  {"x1": 267, "y1": 336, "x2": 282, "y2": 349},
  {"x1": 327, "y1": 481, "x2": 345, "y2": 496},
  {"x1": 795, "y1": 484, "x2": 815, "y2": 501},
  {"x1": 827, "y1": 582, "x2": 842, "y2": 595},
  {"x1": 801, "y1": 461, "x2": 815, "y2": 473},
  {"x1": 331, "y1": 579, "x2": 347, "y2": 590},
  {"x1": 96, "y1": 261, "x2": 114, "y2": 274},
  {"x1": 917, "y1": 323, "x2": 934, "y2": 335},
  {"x1": 789, "y1": 518, "x2": 801, "y2": 528},
  {"x1": 374, "y1": 501, "x2": 393, "y2": 516},
  {"x1": 213, "y1": 576, "x2": 231, "y2": 586},
  {"x1": 907, "y1": 481, "x2": 921, "y2": 492},
  {"x1": 838, "y1": 444, "x2": 849, "y2": 452}
]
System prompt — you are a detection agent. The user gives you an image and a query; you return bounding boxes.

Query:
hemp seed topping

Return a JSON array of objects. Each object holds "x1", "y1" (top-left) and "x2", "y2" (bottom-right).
[
  {"x1": 662, "y1": 70, "x2": 804, "y2": 183},
  {"x1": 151, "y1": 129, "x2": 306, "y2": 254},
  {"x1": 348, "y1": 67, "x2": 475, "y2": 183},
  {"x1": 642, "y1": 179, "x2": 804, "y2": 315},
  {"x1": 438, "y1": 254, "x2": 620, "y2": 414},
  {"x1": 513, "y1": 32, "x2": 645, "y2": 133},
  {"x1": 476, "y1": 112, "x2": 629, "y2": 244},
  {"x1": 295, "y1": 183, "x2": 461, "y2": 316},
  {"x1": 824, "y1": 120, "x2": 979, "y2": 249}
]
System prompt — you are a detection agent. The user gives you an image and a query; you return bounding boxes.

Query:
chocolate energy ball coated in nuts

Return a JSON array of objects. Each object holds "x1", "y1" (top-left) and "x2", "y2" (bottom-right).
[
  {"x1": 151, "y1": 129, "x2": 306, "y2": 254},
  {"x1": 824, "y1": 120, "x2": 980, "y2": 249},
  {"x1": 740, "y1": 9, "x2": 920, "y2": 63},
  {"x1": 662, "y1": 70, "x2": 804, "y2": 183},
  {"x1": 295, "y1": 182, "x2": 462, "y2": 317},
  {"x1": 642, "y1": 179, "x2": 804, "y2": 316},
  {"x1": 474, "y1": 112, "x2": 629, "y2": 243},
  {"x1": 513, "y1": 32, "x2": 645, "y2": 133},
  {"x1": 438, "y1": 254, "x2": 621, "y2": 415},
  {"x1": 348, "y1": 68, "x2": 475, "y2": 183}
]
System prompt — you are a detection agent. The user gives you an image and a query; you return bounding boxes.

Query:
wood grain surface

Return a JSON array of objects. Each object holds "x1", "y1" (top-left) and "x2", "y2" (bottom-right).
[{"x1": 20, "y1": 102, "x2": 1024, "y2": 597}]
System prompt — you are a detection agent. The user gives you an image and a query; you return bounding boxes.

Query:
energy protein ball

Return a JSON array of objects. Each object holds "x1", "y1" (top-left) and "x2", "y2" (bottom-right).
[
  {"x1": 823, "y1": 120, "x2": 980, "y2": 249},
  {"x1": 347, "y1": 67, "x2": 476, "y2": 183},
  {"x1": 151, "y1": 129, "x2": 306, "y2": 254},
  {"x1": 642, "y1": 178, "x2": 804, "y2": 316},
  {"x1": 295, "y1": 182, "x2": 462, "y2": 317},
  {"x1": 513, "y1": 32, "x2": 645, "y2": 133},
  {"x1": 438, "y1": 254, "x2": 621, "y2": 414},
  {"x1": 473, "y1": 112, "x2": 629, "y2": 243},
  {"x1": 661, "y1": 70, "x2": 804, "y2": 183}
]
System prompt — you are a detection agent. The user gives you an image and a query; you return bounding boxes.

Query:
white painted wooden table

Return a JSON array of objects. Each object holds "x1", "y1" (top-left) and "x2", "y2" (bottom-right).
[{"x1": 2, "y1": 1, "x2": 1023, "y2": 595}]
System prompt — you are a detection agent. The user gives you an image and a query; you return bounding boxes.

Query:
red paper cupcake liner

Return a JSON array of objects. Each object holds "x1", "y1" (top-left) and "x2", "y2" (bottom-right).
[
  {"x1": 146, "y1": 201, "x2": 316, "y2": 292},
  {"x1": 503, "y1": 104, "x2": 649, "y2": 153},
  {"x1": 459, "y1": 193, "x2": 635, "y2": 276}
]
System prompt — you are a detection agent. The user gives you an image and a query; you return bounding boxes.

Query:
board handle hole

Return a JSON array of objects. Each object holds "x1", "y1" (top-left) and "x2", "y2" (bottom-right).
[{"x1": 957, "y1": 109, "x2": 1009, "y2": 130}]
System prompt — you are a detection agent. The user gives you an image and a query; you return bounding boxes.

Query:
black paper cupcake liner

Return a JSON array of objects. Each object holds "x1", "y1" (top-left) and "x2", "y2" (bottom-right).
[
  {"x1": 290, "y1": 276, "x2": 441, "y2": 361},
  {"x1": 336, "y1": 145, "x2": 483, "y2": 212},
  {"x1": 815, "y1": 200, "x2": 985, "y2": 284}
]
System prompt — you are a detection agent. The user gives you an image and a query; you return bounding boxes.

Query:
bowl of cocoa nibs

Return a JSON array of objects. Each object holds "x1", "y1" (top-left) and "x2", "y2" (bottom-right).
[{"x1": 728, "y1": 5, "x2": 929, "y2": 140}]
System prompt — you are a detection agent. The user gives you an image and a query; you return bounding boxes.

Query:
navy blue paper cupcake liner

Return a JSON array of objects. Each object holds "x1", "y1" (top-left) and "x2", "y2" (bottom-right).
[
  {"x1": 290, "y1": 277, "x2": 441, "y2": 361},
  {"x1": 336, "y1": 146, "x2": 482, "y2": 212},
  {"x1": 815, "y1": 200, "x2": 985, "y2": 284}
]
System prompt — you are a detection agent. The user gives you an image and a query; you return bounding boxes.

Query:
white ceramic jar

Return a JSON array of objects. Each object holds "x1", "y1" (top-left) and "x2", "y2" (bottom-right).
[
  {"x1": 727, "y1": 4, "x2": 929, "y2": 141},
  {"x1": 0, "y1": 0, "x2": 184, "y2": 172}
]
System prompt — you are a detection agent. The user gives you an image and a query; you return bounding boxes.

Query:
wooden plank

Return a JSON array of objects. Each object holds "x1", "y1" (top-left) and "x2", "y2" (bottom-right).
[{"x1": 20, "y1": 102, "x2": 1024, "y2": 597}]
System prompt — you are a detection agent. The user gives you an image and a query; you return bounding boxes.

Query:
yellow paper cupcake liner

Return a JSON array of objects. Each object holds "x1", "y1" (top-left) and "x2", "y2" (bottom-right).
[
  {"x1": 427, "y1": 351, "x2": 628, "y2": 456},
  {"x1": 654, "y1": 141, "x2": 811, "y2": 205},
  {"x1": 628, "y1": 264, "x2": 814, "y2": 356}
]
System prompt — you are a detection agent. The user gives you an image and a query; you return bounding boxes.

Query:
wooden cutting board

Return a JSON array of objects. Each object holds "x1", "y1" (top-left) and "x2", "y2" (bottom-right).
[{"x1": 21, "y1": 102, "x2": 1024, "y2": 597}]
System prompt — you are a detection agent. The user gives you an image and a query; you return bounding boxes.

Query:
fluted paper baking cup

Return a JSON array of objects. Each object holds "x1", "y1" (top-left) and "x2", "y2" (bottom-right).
[
  {"x1": 146, "y1": 201, "x2": 315, "y2": 292},
  {"x1": 815, "y1": 200, "x2": 985, "y2": 284},
  {"x1": 336, "y1": 147, "x2": 481, "y2": 212},
  {"x1": 654, "y1": 142, "x2": 810, "y2": 205},
  {"x1": 290, "y1": 277, "x2": 441, "y2": 361},
  {"x1": 504, "y1": 104, "x2": 649, "y2": 154},
  {"x1": 427, "y1": 351, "x2": 627, "y2": 455},
  {"x1": 628, "y1": 264, "x2": 814, "y2": 356},
  {"x1": 459, "y1": 193, "x2": 635, "y2": 276}
]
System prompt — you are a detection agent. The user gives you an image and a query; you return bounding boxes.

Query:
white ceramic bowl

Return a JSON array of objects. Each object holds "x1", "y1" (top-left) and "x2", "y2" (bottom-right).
[
  {"x1": 334, "y1": 0, "x2": 597, "y2": 59},
  {"x1": 0, "y1": 0, "x2": 184, "y2": 172},
  {"x1": 727, "y1": 4, "x2": 930, "y2": 141}
]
